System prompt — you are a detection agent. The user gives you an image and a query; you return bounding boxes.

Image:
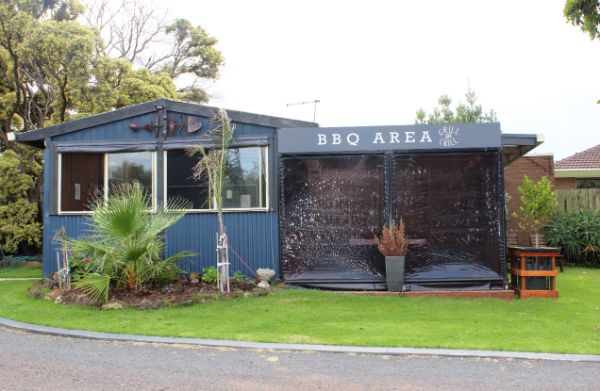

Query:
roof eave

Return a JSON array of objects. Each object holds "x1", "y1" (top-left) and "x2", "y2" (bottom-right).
[
  {"x1": 555, "y1": 168, "x2": 600, "y2": 178},
  {"x1": 14, "y1": 99, "x2": 319, "y2": 148},
  {"x1": 501, "y1": 133, "x2": 543, "y2": 166}
]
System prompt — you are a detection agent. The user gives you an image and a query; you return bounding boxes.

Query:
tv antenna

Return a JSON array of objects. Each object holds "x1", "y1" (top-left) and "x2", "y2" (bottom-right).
[{"x1": 286, "y1": 99, "x2": 320, "y2": 122}]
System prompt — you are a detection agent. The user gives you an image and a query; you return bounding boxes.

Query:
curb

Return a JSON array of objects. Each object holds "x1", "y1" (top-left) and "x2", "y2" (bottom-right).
[
  {"x1": 1, "y1": 317, "x2": 599, "y2": 362},
  {"x1": 0, "y1": 278, "x2": 41, "y2": 281}
]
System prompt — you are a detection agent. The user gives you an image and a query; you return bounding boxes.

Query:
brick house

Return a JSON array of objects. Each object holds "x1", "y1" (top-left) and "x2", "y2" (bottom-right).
[{"x1": 554, "y1": 144, "x2": 600, "y2": 189}]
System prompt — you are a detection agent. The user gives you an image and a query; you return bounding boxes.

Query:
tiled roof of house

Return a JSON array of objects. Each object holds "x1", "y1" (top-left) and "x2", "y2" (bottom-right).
[{"x1": 555, "y1": 144, "x2": 600, "y2": 170}]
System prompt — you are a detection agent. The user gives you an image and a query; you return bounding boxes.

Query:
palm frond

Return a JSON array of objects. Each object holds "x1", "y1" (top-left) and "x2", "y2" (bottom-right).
[{"x1": 74, "y1": 273, "x2": 111, "y2": 305}]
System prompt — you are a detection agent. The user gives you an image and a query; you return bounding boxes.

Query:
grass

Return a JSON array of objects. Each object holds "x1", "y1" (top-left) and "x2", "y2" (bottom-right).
[
  {"x1": 0, "y1": 265, "x2": 42, "y2": 279},
  {"x1": 0, "y1": 267, "x2": 599, "y2": 354}
]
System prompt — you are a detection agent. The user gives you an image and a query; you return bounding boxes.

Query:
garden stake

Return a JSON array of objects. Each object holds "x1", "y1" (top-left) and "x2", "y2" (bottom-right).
[{"x1": 55, "y1": 252, "x2": 62, "y2": 291}]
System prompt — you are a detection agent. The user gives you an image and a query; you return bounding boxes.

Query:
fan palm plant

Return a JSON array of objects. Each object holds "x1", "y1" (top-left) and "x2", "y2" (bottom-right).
[{"x1": 68, "y1": 183, "x2": 193, "y2": 304}]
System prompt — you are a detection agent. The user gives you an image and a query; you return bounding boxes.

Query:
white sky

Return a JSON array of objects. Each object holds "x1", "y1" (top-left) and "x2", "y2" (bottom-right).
[{"x1": 163, "y1": 0, "x2": 600, "y2": 160}]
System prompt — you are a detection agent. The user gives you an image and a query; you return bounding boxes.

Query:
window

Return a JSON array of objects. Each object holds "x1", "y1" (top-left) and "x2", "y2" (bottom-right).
[
  {"x1": 576, "y1": 178, "x2": 600, "y2": 189},
  {"x1": 107, "y1": 152, "x2": 154, "y2": 207},
  {"x1": 166, "y1": 150, "x2": 210, "y2": 209},
  {"x1": 58, "y1": 151, "x2": 156, "y2": 213},
  {"x1": 59, "y1": 153, "x2": 103, "y2": 212},
  {"x1": 223, "y1": 147, "x2": 267, "y2": 209},
  {"x1": 166, "y1": 146, "x2": 268, "y2": 210}
]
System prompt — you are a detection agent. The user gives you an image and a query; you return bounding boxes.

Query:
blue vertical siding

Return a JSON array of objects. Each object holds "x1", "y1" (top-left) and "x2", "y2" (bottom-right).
[
  {"x1": 53, "y1": 113, "x2": 159, "y2": 141},
  {"x1": 43, "y1": 212, "x2": 280, "y2": 277},
  {"x1": 43, "y1": 215, "x2": 90, "y2": 276},
  {"x1": 165, "y1": 212, "x2": 280, "y2": 276}
]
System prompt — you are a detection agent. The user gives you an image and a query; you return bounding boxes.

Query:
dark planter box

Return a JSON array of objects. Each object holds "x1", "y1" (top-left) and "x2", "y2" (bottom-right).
[{"x1": 385, "y1": 256, "x2": 405, "y2": 292}]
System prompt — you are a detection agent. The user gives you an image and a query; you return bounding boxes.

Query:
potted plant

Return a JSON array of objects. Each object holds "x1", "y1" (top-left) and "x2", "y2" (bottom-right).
[{"x1": 374, "y1": 218, "x2": 408, "y2": 292}]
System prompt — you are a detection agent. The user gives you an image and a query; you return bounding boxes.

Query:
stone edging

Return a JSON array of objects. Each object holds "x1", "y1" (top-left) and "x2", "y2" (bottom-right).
[{"x1": 0, "y1": 317, "x2": 599, "y2": 362}]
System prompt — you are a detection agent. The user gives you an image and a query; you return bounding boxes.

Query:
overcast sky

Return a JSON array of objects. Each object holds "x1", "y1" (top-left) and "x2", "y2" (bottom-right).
[{"x1": 163, "y1": 0, "x2": 600, "y2": 160}]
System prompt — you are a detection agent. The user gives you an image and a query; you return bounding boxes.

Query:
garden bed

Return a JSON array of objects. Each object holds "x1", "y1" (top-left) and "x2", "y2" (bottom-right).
[{"x1": 29, "y1": 278, "x2": 269, "y2": 309}]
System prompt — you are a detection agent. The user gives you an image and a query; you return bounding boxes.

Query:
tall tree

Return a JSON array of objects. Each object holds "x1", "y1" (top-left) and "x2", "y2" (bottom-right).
[
  {"x1": 415, "y1": 89, "x2": 498, "y2": 125},
  {"x1": 83, "y1": 0, "x2": 224, "y2": 103},
  {"x1": 0, "y1": 0, "x2": 212, "y2": 254},
  {"x1": 564, "y1": 1, "x2": 600, "y2": 103}
]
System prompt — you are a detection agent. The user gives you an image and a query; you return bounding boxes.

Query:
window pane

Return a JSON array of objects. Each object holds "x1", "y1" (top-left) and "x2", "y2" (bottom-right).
[
  {"x1": 107, "y1": 152, "x2": 153, "y2": 206},
  {"x1": 60, "y1": 153, "x2": 103, "y2": 212},
  {"x1": 576, "y1": 178, "x2": 600, "y2": 189},
  {"x1": 223, "y1": 147, "x2": 266, "y2": 208},
  {"x1": 166, "y1": 150, "x2": 210, "y2": 209}
]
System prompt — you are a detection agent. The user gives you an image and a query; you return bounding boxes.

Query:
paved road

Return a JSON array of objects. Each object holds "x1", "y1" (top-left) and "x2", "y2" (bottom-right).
[{"x1": 0, "y1": 327, "x2": 598, "y2": 391}]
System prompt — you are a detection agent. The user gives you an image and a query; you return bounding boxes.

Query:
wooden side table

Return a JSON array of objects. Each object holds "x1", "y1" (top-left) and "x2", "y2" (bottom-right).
[{"x1": 508, "y1": 246, "x2": 560, "y2": 298}]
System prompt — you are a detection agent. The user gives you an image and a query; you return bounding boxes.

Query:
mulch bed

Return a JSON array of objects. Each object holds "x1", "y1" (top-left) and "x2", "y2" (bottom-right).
[{"x1": 30, "y1": 278, "x2": 273, "y2": 310}]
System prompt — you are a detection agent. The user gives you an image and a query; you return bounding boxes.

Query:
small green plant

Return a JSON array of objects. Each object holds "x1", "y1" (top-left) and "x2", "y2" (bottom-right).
[
  {"x1": 202, "y1": 266, "x2": 218, "y2": 284},
  {"x1": 512, "y1": 175, "x2": 558, "y2": 247},
  {"x1": 232, "y1": 270, "x2": 245, "y2": 283}
]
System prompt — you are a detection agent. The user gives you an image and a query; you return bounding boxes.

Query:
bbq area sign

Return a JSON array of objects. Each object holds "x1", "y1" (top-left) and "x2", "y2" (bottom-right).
[{"x1": 277, "y1": 123, "x2": 501, "y2": 153}]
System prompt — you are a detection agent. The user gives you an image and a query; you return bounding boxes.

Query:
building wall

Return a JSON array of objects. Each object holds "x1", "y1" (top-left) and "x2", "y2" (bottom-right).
[
  {"x1": 503, "y1": 155, "x2": 554, "y2": 241},
  {"x1": 554, "y1": 177, "x2": 577, "y2": 189},
  {"x1": 42, "y1": 109, "x2": 282, "y2": 276}
]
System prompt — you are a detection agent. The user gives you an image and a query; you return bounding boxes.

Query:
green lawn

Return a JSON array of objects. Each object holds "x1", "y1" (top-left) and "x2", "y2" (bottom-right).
[
  {"x1": 0, "y1": 265, "x2": 42, "y2": 279},
  {"x1": 0, "y1": 267, "x2": 599, "y2": 354}
]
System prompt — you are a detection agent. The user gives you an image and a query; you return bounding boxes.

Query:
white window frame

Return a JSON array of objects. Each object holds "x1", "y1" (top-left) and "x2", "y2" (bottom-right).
[
  {"x1": 57, "y1": 151, "x2": 157, "y2": 215},
  {"x1": 164, "y1": 146, "x2": 269, "y2": 212}
]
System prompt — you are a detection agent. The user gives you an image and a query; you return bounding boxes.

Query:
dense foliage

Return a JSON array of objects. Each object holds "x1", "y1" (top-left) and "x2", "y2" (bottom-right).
[
  {"x1": 0, "y1": 149, "x2": 41, "y2": 253},
  {"x1": 545, "y1": 209, "x2": 600, "y2": 266},
  {"x1": 68, "y1": 184, "x2": 193, "y2": 304},
  {"x1": 0, "y1": 0, "x2": 223, "y2": 254},
  {"x1": 564, "y1": 0, "x2": 600, "y2": 40}
]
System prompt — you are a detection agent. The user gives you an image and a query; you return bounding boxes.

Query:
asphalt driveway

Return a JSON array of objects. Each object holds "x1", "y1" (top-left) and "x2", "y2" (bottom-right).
[{"x1": 0, "y1": 327, "x2": 598, "y2": 390}]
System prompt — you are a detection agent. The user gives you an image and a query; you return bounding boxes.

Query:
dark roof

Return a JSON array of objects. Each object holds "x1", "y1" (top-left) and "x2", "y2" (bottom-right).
[
  {"x1": 500, "y1": 133, "x2": 542, "y2": 165},
  {"x1": 555, "y1": 144, "x2": 600, "y2": 170},
  {"x1": 15, "y1": 99, "x2": 318, "y2": 148}
]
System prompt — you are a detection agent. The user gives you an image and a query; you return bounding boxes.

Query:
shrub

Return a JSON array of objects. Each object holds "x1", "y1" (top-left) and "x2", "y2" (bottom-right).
[
  {"x1": 545, "y1": 209, "x2": 600, "y2": 266},
  {"x1": 0, "y1": 149, "x2": 42, "y2": 253},
  {"x1": 202, "y1": 266, "x2": 218, "y2": 284},
  {"x1": 68, "y1": 183, "x2": 193, "y2": 304}
]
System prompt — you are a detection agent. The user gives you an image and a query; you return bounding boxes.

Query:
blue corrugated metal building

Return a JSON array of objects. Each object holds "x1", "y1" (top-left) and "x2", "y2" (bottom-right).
[{"x1": 16, "y1": 99, "x2": 316, "y2": 277}]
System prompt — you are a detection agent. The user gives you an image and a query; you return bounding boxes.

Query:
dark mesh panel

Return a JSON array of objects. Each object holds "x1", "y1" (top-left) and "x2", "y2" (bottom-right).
[
  {"x1": 393, "y1": 152, "x2": 502, "y2": 282},
  {"x1": 281, "y1": 155, "x2": 386, "y2": 281}
]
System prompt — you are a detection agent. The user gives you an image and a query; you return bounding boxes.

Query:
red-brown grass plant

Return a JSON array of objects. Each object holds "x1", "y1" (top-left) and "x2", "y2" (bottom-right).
[{"x1": 374, "y1": 218, "x2": 408, "y2": 256}]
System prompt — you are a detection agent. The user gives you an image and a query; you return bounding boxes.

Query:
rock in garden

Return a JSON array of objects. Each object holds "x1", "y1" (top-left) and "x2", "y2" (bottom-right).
[
  {"x1": 101, "y1": 301, "x2": 123, "y2": 310},
  {"x1": 45, "y1": 288, "x2": 61, "y2": 301}
]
